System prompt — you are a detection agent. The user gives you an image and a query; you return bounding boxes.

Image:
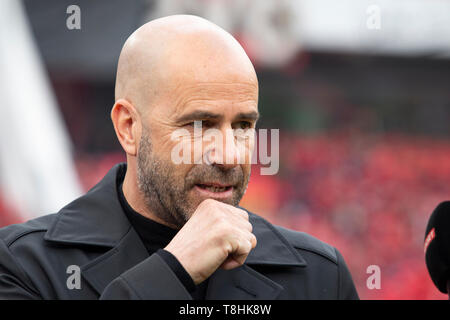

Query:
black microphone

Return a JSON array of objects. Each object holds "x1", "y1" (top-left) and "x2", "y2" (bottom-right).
[{"x1": 424, "y1": 201, "x2": 450, "y2": 296}]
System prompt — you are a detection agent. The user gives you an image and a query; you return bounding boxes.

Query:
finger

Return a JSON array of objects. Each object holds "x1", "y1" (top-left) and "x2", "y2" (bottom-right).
[
  {"x1": 233, "y1": 208, "x2": 249, "y2": 221},
  {"x1": 230, "y1": 238, "x2": 252, "y2": 264},
  {"x1": 221, "y1": 204, "x2": 248, "y2": 221},
  {"x1": 220, "y1": 257, "x2": 241, "y2": 270},
  {"x1": 226, "y1": 215, "x2": 253, "y2": 232},
  {"x1": 249, "y1": 232, "x2": 257, "y2": 249}
]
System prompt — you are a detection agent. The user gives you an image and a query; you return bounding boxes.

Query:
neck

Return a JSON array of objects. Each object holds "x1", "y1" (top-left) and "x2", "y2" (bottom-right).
[{"x1": 122, "y1": 162, "x2": 177, "y2": 229}]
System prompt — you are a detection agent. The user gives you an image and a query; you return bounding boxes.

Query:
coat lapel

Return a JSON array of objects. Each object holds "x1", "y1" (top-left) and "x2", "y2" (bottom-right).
[
  {"x1": 205, "y1": 266, "x2": 283, "y2": 300},
  {"x1": 80, "y1": 226, "x2": 149, "y2": 295}
]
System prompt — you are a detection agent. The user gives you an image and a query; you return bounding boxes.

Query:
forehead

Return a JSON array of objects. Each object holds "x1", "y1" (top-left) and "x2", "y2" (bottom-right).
[{"x1": 162, "y1": 81, "x2": 259, "y2": 120}]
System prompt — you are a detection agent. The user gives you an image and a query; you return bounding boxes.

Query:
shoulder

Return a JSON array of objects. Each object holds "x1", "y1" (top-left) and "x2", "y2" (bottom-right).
[
  {"x1": 246, "y1": 210, "x2": 339, "y2": 265},
  {"x1": 0, "y1": 214, "x2": 56, "y2": 247},
  {"x1": 273, "y1": 224, "x2": 339, "y2": 264},
  {"x1": 270, "y1": 220, "x2": 359, "y2": 299}
]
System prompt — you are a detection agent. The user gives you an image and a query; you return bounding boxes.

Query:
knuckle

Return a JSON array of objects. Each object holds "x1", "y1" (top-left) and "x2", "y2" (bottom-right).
[
  {"x1": 220, "y1": 240, "x2": 233, "y2": 255},
  {"x1": 250, "y1": 234, "x2": 257, "y2": 247},
  {"x1": 243, "y1": 240, "x2": 252, "y2": 253},
  {"x1": 237, "y1": 208, "x2": 249, "y2": 220}
]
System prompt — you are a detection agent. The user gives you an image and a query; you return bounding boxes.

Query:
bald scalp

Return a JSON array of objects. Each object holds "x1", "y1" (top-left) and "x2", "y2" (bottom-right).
[{"x1": 114, "y1": 15, "x2": 258, "y2": 115}]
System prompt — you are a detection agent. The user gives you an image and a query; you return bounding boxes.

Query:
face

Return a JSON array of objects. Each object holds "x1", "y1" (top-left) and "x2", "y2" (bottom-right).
[{"x1": 136, "y1": 81, "x2": 259, "y2": 228}]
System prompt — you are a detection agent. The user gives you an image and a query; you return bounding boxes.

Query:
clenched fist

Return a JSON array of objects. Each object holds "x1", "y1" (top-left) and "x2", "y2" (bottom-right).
[{"x1": 164, "y1": 199, "x2": 257, "y2": 284}]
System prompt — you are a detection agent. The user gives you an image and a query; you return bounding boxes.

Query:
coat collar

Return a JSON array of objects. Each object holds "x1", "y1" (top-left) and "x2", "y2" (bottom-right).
[
  {"x1": 44, "y1": 163, "x2": 130, "y2": 247},
  {"x1": 44, "y1": 163, "x2": 306, "y2": 298}
]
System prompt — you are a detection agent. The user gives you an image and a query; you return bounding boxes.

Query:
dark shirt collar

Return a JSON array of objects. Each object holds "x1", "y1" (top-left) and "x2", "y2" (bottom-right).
[
  {"x1": 117, "y1": 179, "x2": 178, "y2": 253},
  {"x1": 116, "y1": 172, "x2": 201, "y2": 295}
]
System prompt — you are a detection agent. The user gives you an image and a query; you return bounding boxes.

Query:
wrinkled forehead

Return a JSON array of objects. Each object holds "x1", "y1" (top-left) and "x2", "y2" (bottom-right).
[
  {"x1": 175, "y1": 80, "x2": 258, "y2": 114},
  {"x1": 149, "y1": 79, "x2": 259, "y2": 123}
]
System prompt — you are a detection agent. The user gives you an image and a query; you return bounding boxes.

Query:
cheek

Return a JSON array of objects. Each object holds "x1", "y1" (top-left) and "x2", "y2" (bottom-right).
[
  {"x1": 152, "y1": 128, "x2": 189, "y2": 162},
  {"x1": 167, "y1": 162, "x2": 195, "y2": 189},
  {"x1": 175, "y1": 163, "x2": 194, "y2": 178}
]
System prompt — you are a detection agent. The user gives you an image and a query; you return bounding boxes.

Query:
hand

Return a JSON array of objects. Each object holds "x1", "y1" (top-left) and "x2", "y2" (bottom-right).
[{"x1": 164, "y1": 199, "x2": 257, "y2": 285}]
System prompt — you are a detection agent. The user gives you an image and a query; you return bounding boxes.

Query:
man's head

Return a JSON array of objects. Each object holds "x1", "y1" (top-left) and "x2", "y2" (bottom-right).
[{"x1": 111, "y1": 15, "x2": 259, "y2": 228}]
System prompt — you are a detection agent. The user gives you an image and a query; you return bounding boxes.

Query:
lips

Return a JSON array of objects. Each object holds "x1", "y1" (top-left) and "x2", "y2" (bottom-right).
[
  {"x1": 196, "y1": 183, "x2": 232, "y2": 193},
  {"x1": 194, "y1": 182, "x2": 234, "y2": 199}
]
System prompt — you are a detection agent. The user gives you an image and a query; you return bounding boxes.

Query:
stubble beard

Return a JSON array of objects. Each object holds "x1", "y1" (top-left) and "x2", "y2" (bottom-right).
[{"x1": 136, "y1": 127, "x2": 250, "y2": 229}]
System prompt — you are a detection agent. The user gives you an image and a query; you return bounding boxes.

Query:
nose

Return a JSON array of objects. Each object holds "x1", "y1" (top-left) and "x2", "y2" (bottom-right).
[{"x1": 204, "y1": 127, "x2": 240, "y2": 170}]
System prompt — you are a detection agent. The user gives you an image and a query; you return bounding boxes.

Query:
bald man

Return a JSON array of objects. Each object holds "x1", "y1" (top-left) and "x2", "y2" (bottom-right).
[{"x1": 0, "y1": 15, "x2": 358, "y2": 300}]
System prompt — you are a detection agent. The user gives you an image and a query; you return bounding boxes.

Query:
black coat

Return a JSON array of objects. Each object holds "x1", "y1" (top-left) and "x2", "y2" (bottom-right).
[{"x1": 0, "y1": 163, "x2": 359, "y2": 299}]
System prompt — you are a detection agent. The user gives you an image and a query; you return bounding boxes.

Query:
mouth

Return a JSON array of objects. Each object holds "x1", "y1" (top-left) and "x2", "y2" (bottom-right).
[{"x1": 194, "y1": 182, "x2": 234, "y2": 199}]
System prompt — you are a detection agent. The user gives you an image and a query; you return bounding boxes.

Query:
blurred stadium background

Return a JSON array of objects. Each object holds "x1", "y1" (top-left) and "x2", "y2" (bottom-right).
[{"x1": 1, "y1": 0, "x2": 450, "y2": 299}]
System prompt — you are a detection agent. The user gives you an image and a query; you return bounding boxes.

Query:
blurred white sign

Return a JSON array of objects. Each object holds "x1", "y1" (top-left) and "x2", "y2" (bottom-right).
[{"x1": 150, "y1": 0, "x2": 450, "y2": 61}]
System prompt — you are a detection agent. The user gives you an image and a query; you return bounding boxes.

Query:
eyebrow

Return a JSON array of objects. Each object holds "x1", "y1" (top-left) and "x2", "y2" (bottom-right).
[
  {"x1": 176, "y1": 110, "x2": 260, "y2": 123},
  {"x1": 235, "y1": 111, "x2": 260, "y2": 122},
  {"x1": 176, "y1": 111, "x2": 222, "y2": 123}
]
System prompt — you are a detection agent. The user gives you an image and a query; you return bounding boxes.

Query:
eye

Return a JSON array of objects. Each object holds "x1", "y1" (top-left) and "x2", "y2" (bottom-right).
[
  {"x1": 234, "y1": 121, "x2": 252, "y2": 130},
  {"x1": 184, "y1": 120, "x2": 201, "y2": 127},
  {"x1": 185, "y1": 120, "x2": 218, "y2": 129},
  {"x1": 202, "y1": 120, "x2": 215, "y2": 128}
]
